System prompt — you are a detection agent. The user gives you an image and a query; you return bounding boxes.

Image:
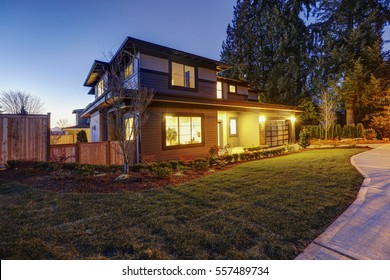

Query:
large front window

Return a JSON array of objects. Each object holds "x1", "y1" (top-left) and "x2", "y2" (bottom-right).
[
  {"x1": 171, "y1": 62, "x2": 195, "y2": 88},
  {"x1": 164, "y1": 115, "x2": 203, "y2": 148}
]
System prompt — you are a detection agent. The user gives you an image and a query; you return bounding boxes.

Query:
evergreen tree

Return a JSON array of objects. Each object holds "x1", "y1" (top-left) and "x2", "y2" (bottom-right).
[
  {"x1": 221, "y1": 0, "x2": 315, "y2": 106},
  {"x1": 313, "y1": 0, "x2": 390, "y2": 124}
]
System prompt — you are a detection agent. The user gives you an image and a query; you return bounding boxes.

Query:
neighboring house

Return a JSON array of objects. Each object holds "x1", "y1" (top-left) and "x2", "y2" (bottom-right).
[
  {"x1": 81, "y1": 37, "x2": 300, "y2": 162},
  {"x1": 63, "y1": 109, "x2": 91, "y2": 142}
]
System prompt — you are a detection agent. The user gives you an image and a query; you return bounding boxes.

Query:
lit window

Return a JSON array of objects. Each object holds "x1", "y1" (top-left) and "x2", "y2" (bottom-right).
[
  {"x1": 229, "y1": 85, "x2": 236, "y2": 93},
  {"x1": 125, "y1": 117, "x2": 134, "y2": 140},
  {"x1": 217, "y1": 81, "x2": 222, "y2": 99},
  {"x1": 171, "y1": 62, "x2": 195, "y2": 88},
  {"x1": 229, "y1": 117, "x2": 238, "y2": 137},
  {"x1": 124, "y1": 62, "x2": 133, "y2": 79},
  {"x1": 97, "y1": 79, "x2": 105, "y2": 96},
  {"x1": 164, "y1": 115, "x2": 202, "y2": 147}
]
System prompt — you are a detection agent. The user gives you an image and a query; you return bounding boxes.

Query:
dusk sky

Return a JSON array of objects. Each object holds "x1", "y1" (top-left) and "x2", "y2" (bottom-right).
[
  {"x1": 0, "y1": 0, "x2": 389, "y2": 127},
  {"x1": 0, "y1": 0, "x2": 236, "y2": 127}
]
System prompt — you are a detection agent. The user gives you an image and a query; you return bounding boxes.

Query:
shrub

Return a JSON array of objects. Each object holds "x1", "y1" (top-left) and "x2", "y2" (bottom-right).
[
  {"x1": 364, "y1": 128, "x2": 376, "y2": 140},
  {"x1": 208, "y1": 156, "x2": 219, "y2": 166},
  {"x1": 356, "y1": 123, "x2": 365, "y2": 138},
  {"x1": 335, "y1": 124, "x2": 342, "y2": 139},
  {"x1": 348, "y1": 124, "x2": 356, "y2": 138},
  {"x1": 223, "y1": 154, "x2": 233, "y2": 163},
  {"x1": 342, "y1": 125, "x2": 349, "y2": 138},
  {"x1": 77, "y1": 130, "x2": 88, "y2": 142},
  {"x1": 131, "y1": 163, "x2": 147, "y2": 172},
  {"x1": 298, "y1": 127, "x2": 311, "y2": 148},
  {"x1": 169, "y1": 161, "x2": 179, "y2": 170},
  {"x1": 209, "y1": 145, "x2": 219, "y2": 156},
  {"x1": 192, "y1": 159, "x2": 209, "y2": 170},
  {"x1": 153, "y1": 167, "x2": 172, "y2": 178},
  {"x1": 157, "y1": 161, "x2": 169, "y2": 168},
  {"x1": 232, "y1": 153, "x2": 239, "y2": 162},
  {"x1": 370, "y1": 115, "x2": 390, "y2": 138},
  {"x1": 239, "y1": 152, "x2": 249, "y2": 161}
]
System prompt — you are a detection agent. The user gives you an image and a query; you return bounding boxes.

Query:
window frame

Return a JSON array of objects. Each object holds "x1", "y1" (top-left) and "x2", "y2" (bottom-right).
[
  {"x1": 96, "y1": 78, "x2": 105, "y2": 97},
  {"x1": 228, "y1": 84, "x2": 237, "y2": 94},
  {"x1": 169, "y1": 60, "x2": 198, "y2": 92},
  {"x1": 162, "y1": 113, "x2": 205, "y2": 150},
  {"x1": 124, "y1": 61, "x2": 134, "y2": 79},
  {"x1": 229, "y1": 117, "x2": 238, "y2": 137},
  {"x1": 216, "y1": 81, "x2": 223, "y2": 99}
]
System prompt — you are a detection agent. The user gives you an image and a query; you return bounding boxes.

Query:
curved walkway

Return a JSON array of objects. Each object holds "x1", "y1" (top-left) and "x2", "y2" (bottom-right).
[{"x1": 297, "y1": 144, "x2": 390, "y2": 260}]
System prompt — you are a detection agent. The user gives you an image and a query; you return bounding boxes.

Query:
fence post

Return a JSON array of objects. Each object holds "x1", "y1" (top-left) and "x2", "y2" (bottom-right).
[
  {"x1": 75, "y1": 142, "x2": 80, "y2": 163},
  {"x1": 107, "y1": 141, "x2": 111, "y2": 165},
  {"x1": 46, "y1": 113, "x2": 51, "y2": 161}
]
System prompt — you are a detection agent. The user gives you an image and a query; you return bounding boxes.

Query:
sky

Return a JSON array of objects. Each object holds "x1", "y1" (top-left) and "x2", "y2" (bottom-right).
[
  {"x1": 0, "y1": 0, "x2": 237, "y2": 127},
  {"x1": 0, "y1": 0, "x2": 389, "y2": 127}
]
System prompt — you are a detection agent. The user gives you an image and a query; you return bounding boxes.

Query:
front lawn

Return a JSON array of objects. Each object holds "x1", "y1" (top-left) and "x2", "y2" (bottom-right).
[{"x1": 0, "y1": 148, "x2": 366, "y2": 259}]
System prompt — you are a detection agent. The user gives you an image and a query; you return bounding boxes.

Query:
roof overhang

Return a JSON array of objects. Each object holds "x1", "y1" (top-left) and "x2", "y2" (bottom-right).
[
  {"x1": 83, "y1": 60, "x2": 108, "y2": 87},
  {"x1": 118, "y1": 37, "x2": 231, "y2": 72}
]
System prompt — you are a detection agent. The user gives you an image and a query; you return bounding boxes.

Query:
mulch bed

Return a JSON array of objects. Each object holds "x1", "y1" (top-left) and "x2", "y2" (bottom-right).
[{"x1": 0, "y1": 162, "x2": 242, "y2": 194}]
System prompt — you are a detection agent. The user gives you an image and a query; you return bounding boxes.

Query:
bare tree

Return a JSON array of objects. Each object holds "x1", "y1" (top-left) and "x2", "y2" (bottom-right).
[
  {"x1": 0, "y1": 90, "x2": 45, "y2": 114},
  {"x1": 319, "y1": 90, "x2": 337, "y2": 140},
  {"x1": 104, "y1": 47, "x2": 154, "y2": 173},
  {"x1": 57, "y1": 118, "x2": 69, "y2": 129}
]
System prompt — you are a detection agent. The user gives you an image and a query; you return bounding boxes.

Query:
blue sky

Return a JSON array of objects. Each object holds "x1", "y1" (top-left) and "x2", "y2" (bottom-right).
[
  {"x1": 0, "y1": 0, "x2": 388, "y2": 127},
  {"x1": 0, "y1": 0, "x2": 236, "y2": 126}
]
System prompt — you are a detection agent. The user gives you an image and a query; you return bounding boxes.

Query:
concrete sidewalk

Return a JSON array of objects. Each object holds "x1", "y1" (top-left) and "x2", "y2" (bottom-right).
[{"x1": 296, "y1": 144, "x2": 390, "y2": 260}]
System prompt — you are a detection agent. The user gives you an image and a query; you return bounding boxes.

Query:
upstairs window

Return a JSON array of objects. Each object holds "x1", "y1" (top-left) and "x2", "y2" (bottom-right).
[
  {"x1": 97, "y1": 78, "x2": 105, "y2": 97},
  {"x1": 229, "y1": 85, "x2": 236, "y2": 93},
  {"x1": 124, "y1": 62, "x2": 133, "y2": 79},
  {"x1": 217, "y1": 81, "x2": 222, "y2": 99},
  {"x1": 171, "y1": 62, "x2": 195, "y2": 89}
]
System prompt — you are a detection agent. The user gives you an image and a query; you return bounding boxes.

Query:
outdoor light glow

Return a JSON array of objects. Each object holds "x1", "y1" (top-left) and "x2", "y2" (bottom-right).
[
  {"x1": 290, "y1": 116, "x2": 296, "y2": 122},
  {"x1": 259, "y1": 116, "x2": 266, "y2": 123}
]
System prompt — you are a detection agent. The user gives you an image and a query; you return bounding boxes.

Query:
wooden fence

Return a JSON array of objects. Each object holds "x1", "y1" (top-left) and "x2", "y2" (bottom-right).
[
  {"x1": 0, "y1": 114, "x2": 50, "y2": 165},
  {"x1": 50, "y1": 134, "x2": 77, "y2": 145},
  {"x1": 50, "y1": 141, "x2": 124, "y2": 165}
]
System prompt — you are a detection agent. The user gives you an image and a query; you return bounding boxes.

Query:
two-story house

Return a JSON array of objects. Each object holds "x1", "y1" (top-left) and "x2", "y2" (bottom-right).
[{"x1": 81, "y1": 37, "x2": 300, "y2": 162}]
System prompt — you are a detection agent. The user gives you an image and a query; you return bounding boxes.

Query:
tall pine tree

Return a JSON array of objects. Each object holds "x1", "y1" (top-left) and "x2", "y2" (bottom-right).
[
  {"x1": 221, "y1": 0, "x2": 315, "y2": 106},
  {"x1": 313, "y1": 0, "x2": 389, "y2": 124}
]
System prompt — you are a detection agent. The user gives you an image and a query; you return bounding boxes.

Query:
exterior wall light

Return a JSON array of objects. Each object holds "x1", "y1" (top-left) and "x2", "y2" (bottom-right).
[
  {"x1": 290, "y1": 116, "x2": 296, "y2": 123},
  {"x1": 259, "y1": 116, "x2": 266, "y2": 123}
]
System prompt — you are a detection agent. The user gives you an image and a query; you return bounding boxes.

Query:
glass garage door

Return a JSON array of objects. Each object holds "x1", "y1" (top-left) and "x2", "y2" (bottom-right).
[{"x1": 266, "y1": 120, "x2": 289, "y2": 147}]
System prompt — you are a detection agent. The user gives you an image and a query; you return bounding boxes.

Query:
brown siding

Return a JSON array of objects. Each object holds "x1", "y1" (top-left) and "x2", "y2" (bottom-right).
[
  {"x1": 140, "y1": 70, "x2": 216, "y2": 99},
  {"x1": 141, "y1": 105, "x2": 218, "y2": 162},
  {"x1": 0, "y1": 114, "x2": 49, "y2": 165},
  {"x1": 226, "y1": 92, "x2": 248, "y2": 102}
]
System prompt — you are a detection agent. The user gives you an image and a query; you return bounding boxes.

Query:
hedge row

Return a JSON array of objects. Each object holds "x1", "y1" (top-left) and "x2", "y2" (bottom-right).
[{"x1": 306, "y1": 123, "x2": 365, "y2": 139}]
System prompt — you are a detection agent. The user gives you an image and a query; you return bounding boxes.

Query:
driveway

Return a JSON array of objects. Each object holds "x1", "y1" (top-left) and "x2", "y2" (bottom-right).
[{"x1": 297, "y1": 144, "x2": 390, "y2": 260}]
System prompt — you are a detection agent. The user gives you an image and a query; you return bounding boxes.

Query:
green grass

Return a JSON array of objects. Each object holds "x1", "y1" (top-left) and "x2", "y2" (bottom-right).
[{"x1": 0, "y1": 148, "x2": 366, "y2": 259}]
